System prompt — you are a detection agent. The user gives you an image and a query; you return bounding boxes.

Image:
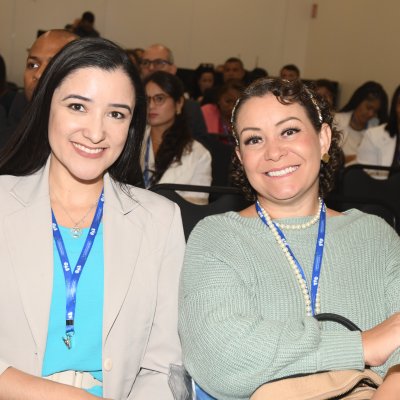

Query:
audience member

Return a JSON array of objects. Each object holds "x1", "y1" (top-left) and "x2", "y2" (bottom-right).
[
  {"x1": 142, "y1": 71, "x2": 211, "y2": 204},
  {"x1": 247, "y1": 67, "x2": 268, "y2": 84},
  {"x1": 222, "y1": 57, "x2": 247, "y2": 83},
  {"x1": 191, "y1": 63, "x2": 216, "y2": 102},
  {"x1": 280, "y1": 63, "x2": 300, "y2": 81},
  {"x1": 140, "y1": 43, "x2": 207, "y2": 138},
  {"x1": 0, "y1": 37, "x2": 185, "y2": 400},
  {"x1": 179, "y1": 78, "x2": 400, "y2": 400},
  {"x1": 357, "y1": 84, "x2": 400, "y2": 177},
  {"x1": 1, "y1": 29, "x2": 77, "y2": 149},
  {"x1": 201, "y1": 79, "x2": 244, "y2": 138},
  {"x1": 335, "y1": 81, "x2": 388, "y2": 165},
  {"x1": 315, "y1": 78, "x2": 336, "y2": 110},
  {"x1": 140, "y1": 44, "x2": 177, "y2": 78},
  {"x1": 126, "y1": 48, "x2": 144, "y2": 67},
  {"x1": 0, "y1": 54, "x2": 17, "y2": 117},
  {"x1": 73, "y1": 11, "x2": 100, "y2": 38}
]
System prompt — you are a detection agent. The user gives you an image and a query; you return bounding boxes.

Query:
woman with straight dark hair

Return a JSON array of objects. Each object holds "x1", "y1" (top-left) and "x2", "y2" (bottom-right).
[
  {"x1": 0, "y1": 37, "x2": 185, "y2": 399},
  {"x1": 142, "y1": 71, "x2": 211, "y2": 204},
  {"x1": 335, "y1": 81, "x2": 388, "y2": 165},
  {"x1": 357, "y1": 85, "x2": 400, "y2": 177}
]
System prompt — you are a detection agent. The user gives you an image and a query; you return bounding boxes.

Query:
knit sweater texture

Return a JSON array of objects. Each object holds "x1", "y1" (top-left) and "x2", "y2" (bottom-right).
[{"x1": 178, "y1": 209, "x2": 400, "y2": 400}]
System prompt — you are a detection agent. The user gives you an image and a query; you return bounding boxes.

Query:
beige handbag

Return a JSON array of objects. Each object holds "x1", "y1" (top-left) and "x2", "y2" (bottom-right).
[
  {"x1": 250, "y1": 369, "x2": 382, "y2": 400},
  {"x1": 250, "y1": 313, "x2": 383, "y2": 400}
]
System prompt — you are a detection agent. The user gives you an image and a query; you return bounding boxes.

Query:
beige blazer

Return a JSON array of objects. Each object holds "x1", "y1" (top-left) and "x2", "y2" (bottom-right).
[{"x1": 0, "y1": 159, "x2": 185, "y2": 399}]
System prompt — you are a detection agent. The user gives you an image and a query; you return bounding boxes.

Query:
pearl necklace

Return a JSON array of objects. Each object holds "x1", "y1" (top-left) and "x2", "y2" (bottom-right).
[
  {"x1": 275, "y1": 197, "x2": 323, "y2": 230},
  {"x1": 257, "y1": 200, "x2": 322, "y2": 316}
]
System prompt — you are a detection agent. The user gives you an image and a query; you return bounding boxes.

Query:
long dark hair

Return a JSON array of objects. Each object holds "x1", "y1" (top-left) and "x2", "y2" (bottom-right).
[
  {"x1": 385, "y1": 85, "x2": 400, "y2": 139},
  {"x1": 0, "y1": 54, "x2": 6, "y2": 94},
  {"x1": 144, "y1": 71, "x2": 192, "y2": 184},
  {"x1": 231, "y1": 78, "x2": 343, "y2": 200},
  {"x1": 0, "y1": 37, "x2": 146, "y2": 186},
  {"x1": 340, "y1": 81, "x2": 388, "y2": 124}
]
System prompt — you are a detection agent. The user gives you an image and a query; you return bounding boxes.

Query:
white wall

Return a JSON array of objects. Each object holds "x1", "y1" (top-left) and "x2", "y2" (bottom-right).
[
  {"x1": 305, "y1": 0, "x2": 399, "y2": 107},
  {"x1": 0, "y1": 0, "x2": 312, "y2": 86}
]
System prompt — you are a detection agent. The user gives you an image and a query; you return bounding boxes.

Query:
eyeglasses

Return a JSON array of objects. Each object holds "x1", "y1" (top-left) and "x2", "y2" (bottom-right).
[
  {"x1": 146, "y1": 93, "x2": 170, "y2": 106},
  {"x1": 140, "y1": 58, "x2": 172, "y2": 69}
]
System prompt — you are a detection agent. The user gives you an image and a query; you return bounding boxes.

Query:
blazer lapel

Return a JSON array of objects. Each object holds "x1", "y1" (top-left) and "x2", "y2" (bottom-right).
[
  {"x1": 102, "y1": 176, "x2": 144, "y2": 342},
  {"x1": 5, "y1": 165, "x2": 53, "y2": 357}
]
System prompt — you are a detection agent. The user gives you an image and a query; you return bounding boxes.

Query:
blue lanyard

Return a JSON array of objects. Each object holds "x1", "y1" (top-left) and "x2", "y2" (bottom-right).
[
  {"x1": 51, "y1": 189, "x2": 104, "y2": 349},
  {"x1": 256, "y1": 201, "x2": 326, "y2": 316},
  {"x1": 143, "y1": 136, "x2": 152, "y2": 188}
]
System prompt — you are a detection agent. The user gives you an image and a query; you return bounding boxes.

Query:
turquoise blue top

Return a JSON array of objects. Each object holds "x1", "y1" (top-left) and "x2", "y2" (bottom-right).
[{"x1": 42, "y1": 224, "x2": 104, "y2": 397}]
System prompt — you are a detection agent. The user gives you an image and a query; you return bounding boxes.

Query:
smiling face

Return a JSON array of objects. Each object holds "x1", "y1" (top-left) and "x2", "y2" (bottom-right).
[
  {"x1": 235, "y1": 94, "x2": 331, "y2": 209},
  {"x1": 48, "y1": 67, "x2": 135, "y2": 185}
]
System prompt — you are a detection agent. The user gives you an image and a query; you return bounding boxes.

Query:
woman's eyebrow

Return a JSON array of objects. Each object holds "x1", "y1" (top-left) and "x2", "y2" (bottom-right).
[
  {"x1": 239, "y1": 127, "x2": 261, "y2": 135},
  {"x1": 275, "y1": 116, "x2": 301, "y2": 126}
]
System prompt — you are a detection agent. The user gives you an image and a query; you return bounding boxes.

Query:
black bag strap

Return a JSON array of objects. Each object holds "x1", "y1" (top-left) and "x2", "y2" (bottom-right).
[{"x1": 314, "y1": 313, "x2": 362, "y2": 332}]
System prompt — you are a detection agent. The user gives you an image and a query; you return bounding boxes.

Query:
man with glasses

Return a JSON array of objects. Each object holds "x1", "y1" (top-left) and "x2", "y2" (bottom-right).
[
  {"x1": 140, "y1": 44, "x2": 177, "y2": 78},
  {"x1": 140, "y1": 43, "x2": 207, "y2": 139}
]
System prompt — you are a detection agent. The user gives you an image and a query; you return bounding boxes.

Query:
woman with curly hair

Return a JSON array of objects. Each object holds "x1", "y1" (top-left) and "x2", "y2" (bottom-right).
[
  {"x1": 142, "y1": 71, "x2": 211, "y2": 204},
  {"x1": 179, "y1": 78, "x2": 400, "y2": 399}
]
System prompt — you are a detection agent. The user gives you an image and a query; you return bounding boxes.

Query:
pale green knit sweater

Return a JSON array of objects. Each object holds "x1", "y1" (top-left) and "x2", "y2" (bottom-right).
[{"x1": 178, "y1": 209, "x2": 400, "y2": 400}]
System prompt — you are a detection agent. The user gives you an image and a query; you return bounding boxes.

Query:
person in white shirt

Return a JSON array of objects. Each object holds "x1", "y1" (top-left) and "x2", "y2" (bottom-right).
[
  {"x1": 357, "y1": 85, "x2": 400, "y2": 178},
  {"x1": 335, "y1": 81, "x2": 388, "y2": 165},
  {"x1": 142, "y1": 71, "x2": 212, "y2": 204}
]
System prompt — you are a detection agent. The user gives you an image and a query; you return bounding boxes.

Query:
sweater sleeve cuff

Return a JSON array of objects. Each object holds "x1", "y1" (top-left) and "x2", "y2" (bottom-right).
[{"x1": 317, "y1": 331, "x2": 365, "y2": 371}]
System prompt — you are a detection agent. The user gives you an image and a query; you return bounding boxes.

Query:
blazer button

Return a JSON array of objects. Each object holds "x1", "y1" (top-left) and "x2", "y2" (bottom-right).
[{"x1": 104, "y1": 358, "x2": 113, "y2": 371}]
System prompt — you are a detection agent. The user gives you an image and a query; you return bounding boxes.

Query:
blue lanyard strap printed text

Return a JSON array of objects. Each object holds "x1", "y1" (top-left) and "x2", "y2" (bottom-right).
[
  {"x1": 256, "y1": 201, "x2": 326, "y2": 316},
  {"x1": 51, "y1": 189, "x2": 104, "y2": 347}
]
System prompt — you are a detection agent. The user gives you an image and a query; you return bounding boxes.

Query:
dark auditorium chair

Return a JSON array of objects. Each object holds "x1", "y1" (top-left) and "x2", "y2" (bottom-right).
[
  {"x1": 150, "y1": 183, "x2": 251, "y2": 240},
  {"x1": 196, "y1": 133, "x2": 236, "y2": 188},
  {"x1": 330, "y1": 164, "x2": 400, "y2": 233}
]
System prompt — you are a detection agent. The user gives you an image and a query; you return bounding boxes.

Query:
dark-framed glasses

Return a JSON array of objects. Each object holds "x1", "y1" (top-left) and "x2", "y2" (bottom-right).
[
  {"x1": 146, "y1": 93, "x2": 170, "y2": 106},
  {"x1": 141, "y1": 58, "x2": 172, "y2": 69}
]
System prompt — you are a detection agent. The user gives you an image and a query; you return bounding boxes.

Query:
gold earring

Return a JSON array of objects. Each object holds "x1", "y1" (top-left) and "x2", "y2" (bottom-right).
[{"x1": 321, "y1": 153, "x2": 330, "y2": 163}]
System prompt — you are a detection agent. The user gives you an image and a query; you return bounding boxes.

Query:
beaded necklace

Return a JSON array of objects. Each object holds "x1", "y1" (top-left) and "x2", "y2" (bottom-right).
[{"x1": 256, "y1": 198, "x2": 326, "y2": 316}]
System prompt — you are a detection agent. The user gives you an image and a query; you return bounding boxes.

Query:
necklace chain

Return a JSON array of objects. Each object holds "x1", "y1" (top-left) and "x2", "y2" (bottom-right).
[
  {"x1": 257, "y1": 198, "x2": 322, "y2": 316},
  {"x1": 52, "y1": 193, "x2": 98, "y2": 239}
]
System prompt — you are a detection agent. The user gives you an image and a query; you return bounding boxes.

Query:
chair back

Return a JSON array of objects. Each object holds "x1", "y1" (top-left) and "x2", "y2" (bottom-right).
[
  {"x1": 333, "y1": 164, "x2": 400, "y2": 233},
  {"x1": 150, "y1": 183, "x2": 251, "y2": 240}
]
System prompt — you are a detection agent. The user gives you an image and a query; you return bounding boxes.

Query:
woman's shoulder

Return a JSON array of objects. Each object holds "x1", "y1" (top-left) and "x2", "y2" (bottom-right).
[
  {"x1": 108, "y1": 179, "x2": 179, "y2": 220},
  {"x1": 364, "y1": 124, "x2": 395, "y2": 143},
  {"x1": 189, "y1": 139, "x2": 212, "y2": 158},
  {"x1": 188, "y1": 211, "x2": 261, "y2": 245},
  {"x1": 334, "y1": 111, "x2": 352, "y2": 128},
  {"x1": 329, "y1": 208, "x2": 398, "y2": 239}
]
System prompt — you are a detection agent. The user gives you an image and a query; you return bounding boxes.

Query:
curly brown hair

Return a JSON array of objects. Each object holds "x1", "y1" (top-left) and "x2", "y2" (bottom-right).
[{"x1": 230, "y1": 78, "x2": 343, "y2": 201}]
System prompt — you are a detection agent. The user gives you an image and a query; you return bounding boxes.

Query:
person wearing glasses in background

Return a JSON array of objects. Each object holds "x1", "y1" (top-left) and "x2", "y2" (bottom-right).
[
  {"x1": 142, "y1": 71, "x2": 211, "y2": 204},
  {"x1": 140, "y1": 44, "x2": 207, "y2": 139}
]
